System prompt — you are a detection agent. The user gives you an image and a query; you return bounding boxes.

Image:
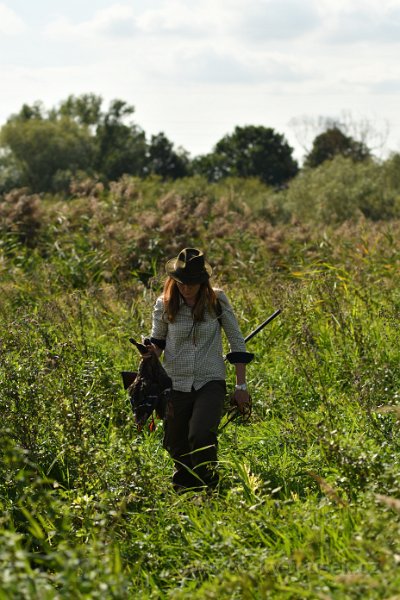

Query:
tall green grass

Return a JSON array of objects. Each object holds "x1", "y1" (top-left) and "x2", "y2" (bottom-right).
[{"x1": 1, "y1": 181, "x2": 400, "y2": 598}]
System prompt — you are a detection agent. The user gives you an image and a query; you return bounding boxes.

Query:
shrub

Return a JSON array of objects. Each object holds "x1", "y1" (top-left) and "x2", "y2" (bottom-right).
[
  {"x1": 0, "y1": 188, "x2": 43, "y2": 247},
  {"x1": 284, "y1": 156, "x2": 400, "y2": 223}
]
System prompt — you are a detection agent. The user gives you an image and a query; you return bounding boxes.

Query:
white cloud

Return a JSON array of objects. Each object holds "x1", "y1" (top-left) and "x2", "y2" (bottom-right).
[
  {"x1": 43, "y1": 1, "x2": 319, "y2": 86},
  {"x1": 317, "y1": 0, "x2": 400, "y2": 43},
  {"x1": 371, "y1": 78, "x2": 400, "y2": 93},
  {"x1": 234, "y1": 0, "x2": 320, "y2": 42},
  {"x1": 45, "y1": 0, "x2": 320, "y2": 44},
  {"x1": 0, "y1": 3, "x2": 27, "y2": 35},
  {"x1": 44, "y1": 0, "x2": 224, "y2": 41},
  {"x1": 22, "y1": 1, "x2": 400, "y2": 92},
  {"x1": 45, "y1": 4, "x2": 137, "y2": 40},
  {"x1": 136, "y1": 0, "x2": 220, "y2": 37},
  {"x1": 174, "y1": 51, "x2": 258, "y2": 84},
  {"x1": 163, "y1": 48, "x2": 314, "y2": 85}
]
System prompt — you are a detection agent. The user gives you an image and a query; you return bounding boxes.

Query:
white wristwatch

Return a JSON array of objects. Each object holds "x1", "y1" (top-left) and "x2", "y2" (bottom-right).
[{"x1": 235, "y1": 383, "x2": 247, "y2": 391}]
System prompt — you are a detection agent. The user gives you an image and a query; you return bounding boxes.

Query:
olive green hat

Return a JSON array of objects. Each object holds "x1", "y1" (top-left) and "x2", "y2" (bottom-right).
[{"x1": 165, "y1": 248, "x2": 212, "y2": 284}]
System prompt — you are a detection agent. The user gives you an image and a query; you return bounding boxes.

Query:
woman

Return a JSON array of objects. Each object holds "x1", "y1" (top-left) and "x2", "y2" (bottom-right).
[{"x1": 148, "y1": 247, "x2": 253, "y2": 491}]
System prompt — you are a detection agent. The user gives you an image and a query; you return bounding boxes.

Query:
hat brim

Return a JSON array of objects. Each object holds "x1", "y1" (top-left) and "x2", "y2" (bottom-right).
[{"x1": 165, "y1": 258, "x2": 212, "y2": 284}]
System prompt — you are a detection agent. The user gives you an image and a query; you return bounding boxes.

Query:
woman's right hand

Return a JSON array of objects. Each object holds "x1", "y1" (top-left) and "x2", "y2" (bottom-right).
[{"x1": 234, "y1": 389, "x2": 250, "y2": 413}]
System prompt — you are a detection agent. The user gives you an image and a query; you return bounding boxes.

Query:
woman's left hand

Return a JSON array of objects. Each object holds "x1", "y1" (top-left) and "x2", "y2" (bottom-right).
[{"x1": 234, "y1": 389, "x2": 250, "y2": 414}]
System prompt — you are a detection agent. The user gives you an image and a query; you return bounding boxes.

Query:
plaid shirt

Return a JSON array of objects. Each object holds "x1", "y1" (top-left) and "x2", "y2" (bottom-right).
[{"x1": 150, "y1": 289, "x2": 249, "y2": 392}]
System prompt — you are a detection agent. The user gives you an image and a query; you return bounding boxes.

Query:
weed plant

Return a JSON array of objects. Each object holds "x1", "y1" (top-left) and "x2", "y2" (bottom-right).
[{"x1": 0, "y1": 178, "x2": 400, "y2": 598}]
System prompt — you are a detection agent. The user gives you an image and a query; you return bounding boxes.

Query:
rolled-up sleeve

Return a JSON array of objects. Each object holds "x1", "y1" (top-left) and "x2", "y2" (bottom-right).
[
  {"x1": 150, "y1": 296, "x2": 168, "y2": 349},
  {"x1": 217, "y1": 291, "x2": 254, "y2": 364}
]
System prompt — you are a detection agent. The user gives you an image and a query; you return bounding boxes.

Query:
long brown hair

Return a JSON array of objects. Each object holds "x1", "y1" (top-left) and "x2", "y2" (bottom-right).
[{"x1": 163, "y1": 277, "x2": 219, "y2": 322}]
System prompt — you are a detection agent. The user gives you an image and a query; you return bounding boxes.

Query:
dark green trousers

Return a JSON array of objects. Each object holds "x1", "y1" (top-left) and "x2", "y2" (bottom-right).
[{"x1": 163, "y1": 380, "x2": 226, "y2": 490}]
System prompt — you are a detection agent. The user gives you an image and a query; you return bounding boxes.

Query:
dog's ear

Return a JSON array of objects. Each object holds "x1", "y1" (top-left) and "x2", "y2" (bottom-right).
[
  {"x1": 121, "y1": 371, "x2": 137, "y2": 389},
  {"x1": 129, "y1": 338, "x2": 149, "y2": 355}
]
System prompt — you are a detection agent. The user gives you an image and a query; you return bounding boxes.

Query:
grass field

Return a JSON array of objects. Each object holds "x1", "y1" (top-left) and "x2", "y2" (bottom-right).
[{"x1": 1, "y1": 178, "x2": 400, "y2": 599}]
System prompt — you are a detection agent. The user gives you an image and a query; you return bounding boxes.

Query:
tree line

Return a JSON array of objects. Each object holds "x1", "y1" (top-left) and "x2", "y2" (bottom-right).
[{"x1": 0, "y1": 93, "x2": 374, "y2": 194}]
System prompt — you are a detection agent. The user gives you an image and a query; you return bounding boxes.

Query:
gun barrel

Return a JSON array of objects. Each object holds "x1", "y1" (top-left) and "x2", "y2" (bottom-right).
[{"x1": 244, "y1": 309, "x2": 281, "y2": 344}]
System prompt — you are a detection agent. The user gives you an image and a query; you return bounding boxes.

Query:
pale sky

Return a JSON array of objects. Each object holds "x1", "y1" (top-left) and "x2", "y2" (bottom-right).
[{"x1": 1, "y1": 0, "x2": 400, "y2": 163}]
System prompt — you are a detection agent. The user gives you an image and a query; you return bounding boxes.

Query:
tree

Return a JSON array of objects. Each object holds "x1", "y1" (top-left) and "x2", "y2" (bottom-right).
[
  {"x1": 57, "y1": 93, "x2": 102, "y2": 127},
  {"x1": 0, "y1": 95, "x2": 148, "y2": 192},
  {"x1": 305, "y1": 127, "x2": 371, "y2": 168},
  {"x1": 193, "y1": 125, "x2": 298, "y2": 186},
  {"x1": 94, "y1": 99, "x2": 147, "y2": 181},
  {"x1": 289, "y1": 112, "x2": 388, "y2": 164},
  {"x1": 0, "y1": 105, "x2": 95, "y2": 192},
  {"x1": 0, "y1": 150, "x2": 22, "y2": 194},
  {"x1": 146, "y1": 132, "x2": 189, "y2": 179}
]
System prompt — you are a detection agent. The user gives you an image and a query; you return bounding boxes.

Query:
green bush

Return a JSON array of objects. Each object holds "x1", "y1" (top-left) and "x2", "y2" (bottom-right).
[{"x1": 284, "y1": 156, "x2": 400, "y2": 223}]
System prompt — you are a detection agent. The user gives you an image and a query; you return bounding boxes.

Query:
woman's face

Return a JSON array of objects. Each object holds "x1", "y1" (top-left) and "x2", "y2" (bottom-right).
[{"x1": 176, "y1": 281, "x2": 201, "y2": 303}]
